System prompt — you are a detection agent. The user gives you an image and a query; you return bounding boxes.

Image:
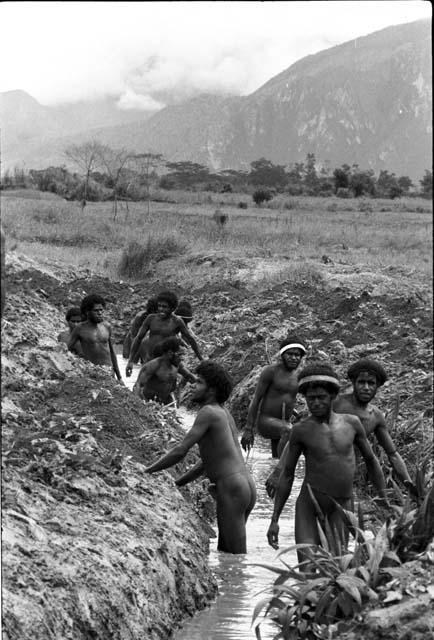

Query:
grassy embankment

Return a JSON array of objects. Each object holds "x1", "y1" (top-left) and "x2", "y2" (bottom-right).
[{"x1": 1, "y1": 189, "x2": 432, "y2": 284}]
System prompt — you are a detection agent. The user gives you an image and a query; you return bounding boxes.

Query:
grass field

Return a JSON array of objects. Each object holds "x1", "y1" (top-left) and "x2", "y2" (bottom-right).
[{"x1": 1, "y1": 190, "x2": 432, "y2": 281}]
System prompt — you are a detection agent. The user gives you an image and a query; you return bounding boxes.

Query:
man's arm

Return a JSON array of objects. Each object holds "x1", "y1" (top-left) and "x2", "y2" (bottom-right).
[
  {"x1": 175, "y1": 461, "x2": 205, "y2": 487},
  {"x1": 127, "y1": 317, "x2": 151, "y2": 374},
  {"x1": 374, "y1": 414, "x2": 413, "y2": 487},
  {"x1": 267, "y1": 433, "x2": 302, "y2": 549},
  {"x1": 145, "y1": 406, "x2": 212, "y2": 473},
  {"x1": 67, "y1": 326, "x2": 82, "y2": 353},
  {"x1": 178, "y1": 362, "x2": 198, "y2": 384},
  {"x1": 354, "y1": 418, "x2": 388, "y2": 501},
  {"x1": 108, "y1": 327, "x2": 122, "y2": 381},
  {"x1": 177, "y1": 319, "x2": 203, "y2": 361},
  {"x1": 133, "y1": 359, "x2": 159, "y2": 396},
  {"x1": 265, "y1": 441, "x2": 290, "y2": 498},
  {"x1": 241, "y1": 367, "x2": 273, "y2": 451}
]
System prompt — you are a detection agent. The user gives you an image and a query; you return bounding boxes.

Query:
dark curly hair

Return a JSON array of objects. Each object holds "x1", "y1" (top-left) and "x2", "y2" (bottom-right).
[
  {"x1": 156, "y1": 290, "x2": 178, "y2": 311},
  {"x1": 298, "y1": 361, "x2": 340, "y2": 396},
  {"x1": 65, "y1": 307, "x2": 82, "y2": 321},
  {"x1": 153, "y1": 337, "x2": 181, "y2": 357},
  {"x1": 80, "y1": 294, "x2": 106, "y2": 316},
  {"x1": 347, "y1": 359, "x2": 388, "y2": 387},
  {"x1": 196, "y1": 360, "x2": 233, "y2": 404}
]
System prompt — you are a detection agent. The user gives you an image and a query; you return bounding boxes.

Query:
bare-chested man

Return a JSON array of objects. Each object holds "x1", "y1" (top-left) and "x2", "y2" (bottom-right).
[
  {"x1": 266, "y1": 357, "x2": 415, "y2": 498},
  {"x1": 241, "y1": 336, "x2": 306, "y2": 458},
  {"x1": 126, "y1": 290, "x2": 203, "y2": 377},
  {"x1": 122, "y1": 296, "x2": 158, "y2": 363},
  {"x1": 133, "y1": 337, "x2": 197, "y2": 405},
  {"x1": 68, "y1": 293, "x2": 122, "y2": 381},
  {"x1": 267, "y1": 362, "x2": 387, "y2": 561},
  {"x1": 145, "y1": 361, "x2": 256, "y2": 554}
]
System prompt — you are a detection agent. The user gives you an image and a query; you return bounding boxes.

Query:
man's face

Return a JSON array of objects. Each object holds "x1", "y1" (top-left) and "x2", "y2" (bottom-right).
[
  {"x1": 192, "y1": 375, "x2": 208, "y2": 403},
  {"x1": 88, "y1": 303, "x2": 104, "y2": 324},
  {"x1": 354, "y1": 371, "x2": 378, "y2": 404},
  {"x1": 281, "y1": 348, "x2": 304, "y2": 371},
  {"x1": 305, "y1": 386, "x2": 335, "y2": 419},
  {"x1": 67, "y1": 315, "x2": 82, "y2": 331},
  {"x1": 169, "y1": 349, "x2": 182, "y2": 366},
  {"x1": 158, "y1": 301, "x2": 172, "y2": 318}
]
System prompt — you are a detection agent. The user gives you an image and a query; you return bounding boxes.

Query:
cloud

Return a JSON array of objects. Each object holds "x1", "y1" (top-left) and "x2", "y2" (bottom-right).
[
  {"x1": 117, "y1": 90, "x2": 165, "y2": 111},
  {"x1": 0, "y1": 1, "x2": 431, "y2": 106}
]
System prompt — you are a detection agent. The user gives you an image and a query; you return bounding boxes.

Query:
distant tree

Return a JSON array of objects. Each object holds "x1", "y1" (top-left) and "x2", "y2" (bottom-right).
[
  {"x1": 349, "y1": 169, "x2": 376, "y2": 197},
  {"x1": 96, "y1": 145, "x2": 131, "y2": 219},
  {"x1": 376, "y1": 170, "x2": 402, "y2": 199},
  {"x1": 249, "y1": 158, "x2": 287, "y2": 190},
  {"x1": 419, "y1": 170, "x2": 432, "y2": 197},
  {"x1": 165, "y1": 161, "x2": 210, "y2": 189},
  {"x1": 397, "y1": 176, "x2": 413, "y2": 193},
  {"x1": 129, "y1": 153, "x2": 164, "y2": 217},
  {"x1": 303, "y1": 153, "x2": 319, "y2": 194},
  {"x1": 333, "y1": 166, "x2": 350, "y2": 193},
  {"x1": 64, "y1": 141, "x2": 103, "y2": 210},
  {"x1": 286, "y1": 162, "x2": 304, "y2": 195},
  {"x1": 253, "y1": 188, "x2": 273, "y2": 206}
]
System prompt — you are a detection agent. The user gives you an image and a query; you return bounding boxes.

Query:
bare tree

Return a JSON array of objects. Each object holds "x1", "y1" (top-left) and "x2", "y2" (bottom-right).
[
  {"x1": 129, "y1": 153, "x2": 164, "y2": 217},
  {"x1": 96, "y1": 145, "x2": 131, "y2": 220},
  {"x1": 64, "y1": 141, "x2": 102, "y2": 210}
]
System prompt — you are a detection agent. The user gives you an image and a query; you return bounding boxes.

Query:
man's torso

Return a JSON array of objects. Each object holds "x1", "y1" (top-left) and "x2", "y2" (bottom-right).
[
  {"x1": 261, "y1": 365, "x2": 298, "y2": 420},
  {"x1": 78, "y1": 322, "x2": 111, "y2": 365}
]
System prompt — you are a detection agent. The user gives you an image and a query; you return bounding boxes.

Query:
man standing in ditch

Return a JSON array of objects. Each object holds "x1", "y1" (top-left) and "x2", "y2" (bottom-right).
[
  {"x1": 266, "y1": 357, "x2": 416, "y2": 498},
  {"x1": 67, "y1": 293, "x2": 122, "y2": 381},
  {"x1": 266, "y1": 362, "x2": 388, "y2": 559},
  {"x1": 145, "y1": 360, "x2": 256, "y2": 554},
  {"x1": 240, "y1": 336, "x2": 306, "y2": 458},
  {"x1": 133, "y1": 337, "x2": 197, "y2": 405},
  {"x1": 126, "y1": 290, "x2": 203, "y2": 376}
]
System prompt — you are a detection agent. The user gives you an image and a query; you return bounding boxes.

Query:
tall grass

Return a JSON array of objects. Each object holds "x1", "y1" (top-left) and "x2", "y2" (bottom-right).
[{"x1": 1, "y1": 191, "x2": 432, "y2": 280}]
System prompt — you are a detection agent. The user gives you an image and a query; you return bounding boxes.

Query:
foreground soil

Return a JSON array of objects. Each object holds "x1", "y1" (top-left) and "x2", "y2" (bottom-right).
[{"x1": 2, "y1": 248, "x2": 433, "y2": 639}]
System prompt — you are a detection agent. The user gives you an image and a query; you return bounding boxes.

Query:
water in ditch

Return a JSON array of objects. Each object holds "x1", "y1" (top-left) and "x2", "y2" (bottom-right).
[{"x1": 116, "y1": 352, "x2": 303, "y2": 640}]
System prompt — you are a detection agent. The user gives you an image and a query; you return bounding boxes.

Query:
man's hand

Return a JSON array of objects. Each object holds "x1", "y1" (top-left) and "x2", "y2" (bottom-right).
[
  {"x1": 267, "y1": 521, "x2": 280, "y2": 549},
  {"x1": 241, "y1": 428, "x2": 254, "y2": 452},
  {"x1": 126, "y1": 362, "x2": 133, "y2": 377},
  {"x1": 265, "y1": 467, "x2": 281, "y2": 499}
]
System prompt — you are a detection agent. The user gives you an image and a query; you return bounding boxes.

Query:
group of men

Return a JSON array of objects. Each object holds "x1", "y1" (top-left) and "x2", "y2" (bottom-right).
[{"x1": 60, "y1": 289, "x2": 415, "y2": 560}]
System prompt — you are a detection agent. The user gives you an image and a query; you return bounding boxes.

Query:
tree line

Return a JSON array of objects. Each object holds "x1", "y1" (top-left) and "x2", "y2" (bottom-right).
[{"x1": 1, "y1": 142, "x2": 432, "y2": 208}]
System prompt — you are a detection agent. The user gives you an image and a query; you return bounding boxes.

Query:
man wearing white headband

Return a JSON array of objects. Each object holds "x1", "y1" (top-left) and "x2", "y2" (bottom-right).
[
  {"x1": 267, "y1": 362, "x2": 388, "y2": 564},
  {"x1": 241, "y1": 335, "x2": 306, "y2": 458}
]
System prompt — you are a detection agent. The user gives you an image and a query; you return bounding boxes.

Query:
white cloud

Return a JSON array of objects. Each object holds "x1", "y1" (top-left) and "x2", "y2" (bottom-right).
[
  {"x1": 117, "y1": 90, "x2": 165, "y2": 111},
  {"x1": 0, "y1": 1, "x2": 431, "y2": 106}
]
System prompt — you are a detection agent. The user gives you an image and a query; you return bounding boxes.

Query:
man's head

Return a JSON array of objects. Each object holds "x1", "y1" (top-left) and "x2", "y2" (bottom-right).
[
  {"x1": 154, "y1": 337, "x2": 182, "y2": 364},
  {"x1": 80, "y1": 294, "x2": 106, "y2": 324},
  {"x1": 298, "y1": 362, "x2": 340, "y2": 420},
  {"x1": 146, "y1": 297, "x2": 159, "y2": 315},
  {"x1": 279, "y1": 335, "x2": 306, "y2": 371},
  {"x1": 65, "y1": 306, "x2": 82, "y2": 331},
  {"x1": 193, "y1": 360, "x2": 233, "y2": 405},
  {"x1": 347, "y1": 358, "x2": 388, "y2": 404},
  {"x1": 156, "y1": 290, "x2": 178, "y2": 317},
  {"x1": 175, "y1": 299, "x2": 193, "y2": 325}
]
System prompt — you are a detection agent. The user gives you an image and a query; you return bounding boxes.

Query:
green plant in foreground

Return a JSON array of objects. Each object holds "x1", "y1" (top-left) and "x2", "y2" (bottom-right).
[{"x1": 252, "y1": 507, "x2": 402, "y2": 640}]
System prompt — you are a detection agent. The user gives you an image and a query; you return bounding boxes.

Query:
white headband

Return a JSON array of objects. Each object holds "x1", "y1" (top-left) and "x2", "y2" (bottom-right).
[
  {"x1": 298, "y1": 375, "x2": 340, "y2": 389},
  {"x1": 279, "y1": 343, "x2": 306, "y2": 356}
]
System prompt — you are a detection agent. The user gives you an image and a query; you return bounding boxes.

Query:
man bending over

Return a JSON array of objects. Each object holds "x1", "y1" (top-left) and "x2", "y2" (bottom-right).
[
  {"x1": 145, "y1": 361, "x2": 256, "y2": 554},
  {"x1": 241, "y1": 336, "x2": 306, "y2": 458}
]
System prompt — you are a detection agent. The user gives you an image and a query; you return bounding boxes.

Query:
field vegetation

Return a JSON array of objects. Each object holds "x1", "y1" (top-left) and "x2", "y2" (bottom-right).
[{"x1": 1, "y1": 190, "x2": 432, "y2": 282}]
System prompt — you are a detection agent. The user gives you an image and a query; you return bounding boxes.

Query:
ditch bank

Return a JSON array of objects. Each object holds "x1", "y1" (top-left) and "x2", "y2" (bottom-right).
[{"x1": 2, "y1": 249, "x2": 433, "y2": 639}]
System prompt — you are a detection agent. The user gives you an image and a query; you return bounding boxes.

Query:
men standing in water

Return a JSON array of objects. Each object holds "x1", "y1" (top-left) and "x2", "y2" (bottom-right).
[
  {"x1": 126, "y1": 290, "x2": 203, "y2": 376},
  {"x1": 68, "y1": 293, "x2": 122, "y2": 381},
  {"x1": 240, "y1": 336, "x2": 306, "y2": 458},
  {"x1": 145, "y1": 361, "x2": 256, "y2": 554},
  {"x1": 266, "y1": 357, "x2": 415, "y2": 498},
  {"x1": 266, "y1": 363, "x2": 387, "y2": 559},
  {"x1": 122, "y1": 297, "x2": 158, "y2": 362},
  {"x1": 133, "y1": 337, "x2": 197, "y2": 405}
]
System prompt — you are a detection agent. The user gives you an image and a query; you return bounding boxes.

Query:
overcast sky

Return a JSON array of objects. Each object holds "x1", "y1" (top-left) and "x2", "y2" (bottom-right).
[{"x1": 0, "y1": 1, "x2": 431, "y2": 109}]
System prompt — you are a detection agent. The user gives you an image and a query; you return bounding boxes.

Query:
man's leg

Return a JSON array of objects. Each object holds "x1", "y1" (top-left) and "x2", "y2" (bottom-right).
[
  {"x1": 257, "y1": 415, "x2": 291, "y2": 459},
  {"x1": 216, "y1": 474, "x2": 252, "y2": 553},
  {"x1": 294, "y1": 484, "x2": 321, "y2": 566}
]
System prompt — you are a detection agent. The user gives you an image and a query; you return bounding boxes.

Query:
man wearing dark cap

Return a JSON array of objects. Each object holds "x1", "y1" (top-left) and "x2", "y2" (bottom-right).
[
  {"x1": 240, "y1": 335, "x2": 306, "y2": 458},
  {"x1": 266, "y1": 362, "x2": 387, "y2": 559},
  {"x1": 267, "y1": 357, "x2": 415, "y2": 498}
]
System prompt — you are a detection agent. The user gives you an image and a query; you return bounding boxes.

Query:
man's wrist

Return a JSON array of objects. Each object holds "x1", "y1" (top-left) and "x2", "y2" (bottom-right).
[{"x1": 271, "y1": 514, "x2": 279, "y2": 523}]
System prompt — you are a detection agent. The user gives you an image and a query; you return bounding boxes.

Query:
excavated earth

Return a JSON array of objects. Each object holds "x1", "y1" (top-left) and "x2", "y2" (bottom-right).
[{"x1": 1, "y1": 249, "x2": 433, "y2": 640}]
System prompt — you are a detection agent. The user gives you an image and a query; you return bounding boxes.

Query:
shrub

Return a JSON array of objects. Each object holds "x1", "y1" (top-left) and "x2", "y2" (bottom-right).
[
  {"x1": 284, "y1": 199, "x2": 301, "y2": 210},
  {"x1": 253, "y1": 189, "x2": 273, "y2": 206},
  {"x1": 118, "y1": 236, "x2": 186, "y2": 278},
  {"x1": 238, "y1": 201, "x2": 248, "y2": 209},
  {"x1": 358, "y1": 200, "x2": 373, "y2": 213},
  {"x1": 221, "y1": 183, "x2": 233, "y2": 193},
  {"x1": 336, "y1": 188, "x2": 351, "y2": 198}
]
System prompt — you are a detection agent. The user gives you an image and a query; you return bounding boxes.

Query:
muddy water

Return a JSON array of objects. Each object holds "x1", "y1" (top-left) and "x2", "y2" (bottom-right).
[{"x1": 116, "y1": 353, "x2": 303, "y2": 640}]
